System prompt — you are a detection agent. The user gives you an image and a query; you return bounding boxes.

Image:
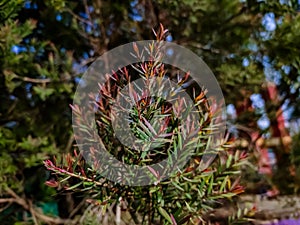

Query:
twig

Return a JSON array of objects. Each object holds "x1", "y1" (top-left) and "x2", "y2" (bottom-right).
[
  {"x1": 3, "y1": 187, "x2": 75, "y2": 224},
  {"x1": 21, "y1": 76, "x2": 52, "y2": 84},
  {"x1": 29, "y1": 200, "x2": 39, "y2": 225},
  {"x1": 83, "y1": 0, "x2": 93, "y2": 26},
  {"x1": 64, "y1": 134, "x2": 74, "y2": 153},
  {"x1": 44, "y1": 160, "x2": 106, "y2": 186},
  {"x1": 0, "y1": 198, "x2": 15, "y2": 204},
  {"x1": 69, "y1": 197, "x2": 87, "y2": 218},
  {"x1": 95, "y1": 0, "x2": 109, "y2": 47},
  {"x1": 65, "y1": 8, "x2": 93, "y2": 26},
  {"x1": 79, "y1": 56, "x2": 96, "y2": 68},
  {"x1": 176, "y1": 40, "x2": 222, "y2": 54}
]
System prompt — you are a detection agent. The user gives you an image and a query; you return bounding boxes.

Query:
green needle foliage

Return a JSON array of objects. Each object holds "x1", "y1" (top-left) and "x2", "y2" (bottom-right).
[
  {"x1": 1, "y1": 0, "x2": 300, "y2": 224},
  {"x1": 44, "y1": 26, "x2": 248, "y2": 225}
]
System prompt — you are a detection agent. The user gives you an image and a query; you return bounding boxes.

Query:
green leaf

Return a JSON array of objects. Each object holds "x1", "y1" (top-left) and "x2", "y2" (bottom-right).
[
  {"x1": 171, "y1": 181, "x2": 184, "y2": 191},
  {"x1": 66, "y1": 181, "x2": 83, "y2": 190},
  {"x1": 226, "y1": 154, "x2": 233, "y2": 168},
  {"x1": 158, "y1": 207, "x2": 172, "y2": 224},
  {"x1": 207, "y1": 174, "x2": 214, "y2": 194},
  {"x1": 33, "y1": 86, "x2": 55, "y2": 101},
  {"x1": 220, "y1": 176, "x2": 229, "y2": 193}
]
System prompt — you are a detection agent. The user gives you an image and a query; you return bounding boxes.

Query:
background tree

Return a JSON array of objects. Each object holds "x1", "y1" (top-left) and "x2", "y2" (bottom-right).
[{"x1": 0, "y1": 0, "x2": 300, "y2": 224}]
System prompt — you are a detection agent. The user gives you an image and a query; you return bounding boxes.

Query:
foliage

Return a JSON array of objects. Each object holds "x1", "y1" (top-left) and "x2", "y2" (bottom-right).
[
  {"x1": 44, "y1": 26, "x2": 248, "y2": 224},
  {"x1": 0, "y1": 0, "x2": 76, "y2": 223},
  {"x1": 290, "y1": 131, "x2": 300, "y2": 193},
  {"x1": 0, "y1": 0, "x2": 299, "y2": 224}
]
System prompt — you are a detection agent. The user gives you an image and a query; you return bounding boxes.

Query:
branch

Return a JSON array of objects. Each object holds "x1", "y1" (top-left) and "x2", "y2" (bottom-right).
[
  {"x1": 176, "y1": 40, "x2": 222, "y2": 54},
  {"x1": 21, "y1": 76, "x2": 52, "y2": 84},
  {"x1": 44, "y1": 160, "x2": 106, "y2": 187},
  {"x1": 65, "y1": 8, "x2": 93, "y2": 26},
  {"x1": 4, "y1": 70, "x2": 52, "y2": 84},
  {"x1": 222, "y1": 6, "x2": 247, "y2": 25},
  {"x1": 3, "y1": 187, "x2": 76, "y2": 224},
  {"x1": 0, "y1": 198, "x2": 15, "y2": 204}
]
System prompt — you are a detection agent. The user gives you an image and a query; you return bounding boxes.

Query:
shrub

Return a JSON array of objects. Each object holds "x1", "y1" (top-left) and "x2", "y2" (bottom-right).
[{"x1": 45, "y1": 25, "x2": 247, "y2": 225}]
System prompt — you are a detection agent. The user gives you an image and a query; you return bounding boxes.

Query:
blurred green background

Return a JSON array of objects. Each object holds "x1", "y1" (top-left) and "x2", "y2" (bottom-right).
[{"x1": 0, "y1": 0, "x2": 300, "y2": 224}]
